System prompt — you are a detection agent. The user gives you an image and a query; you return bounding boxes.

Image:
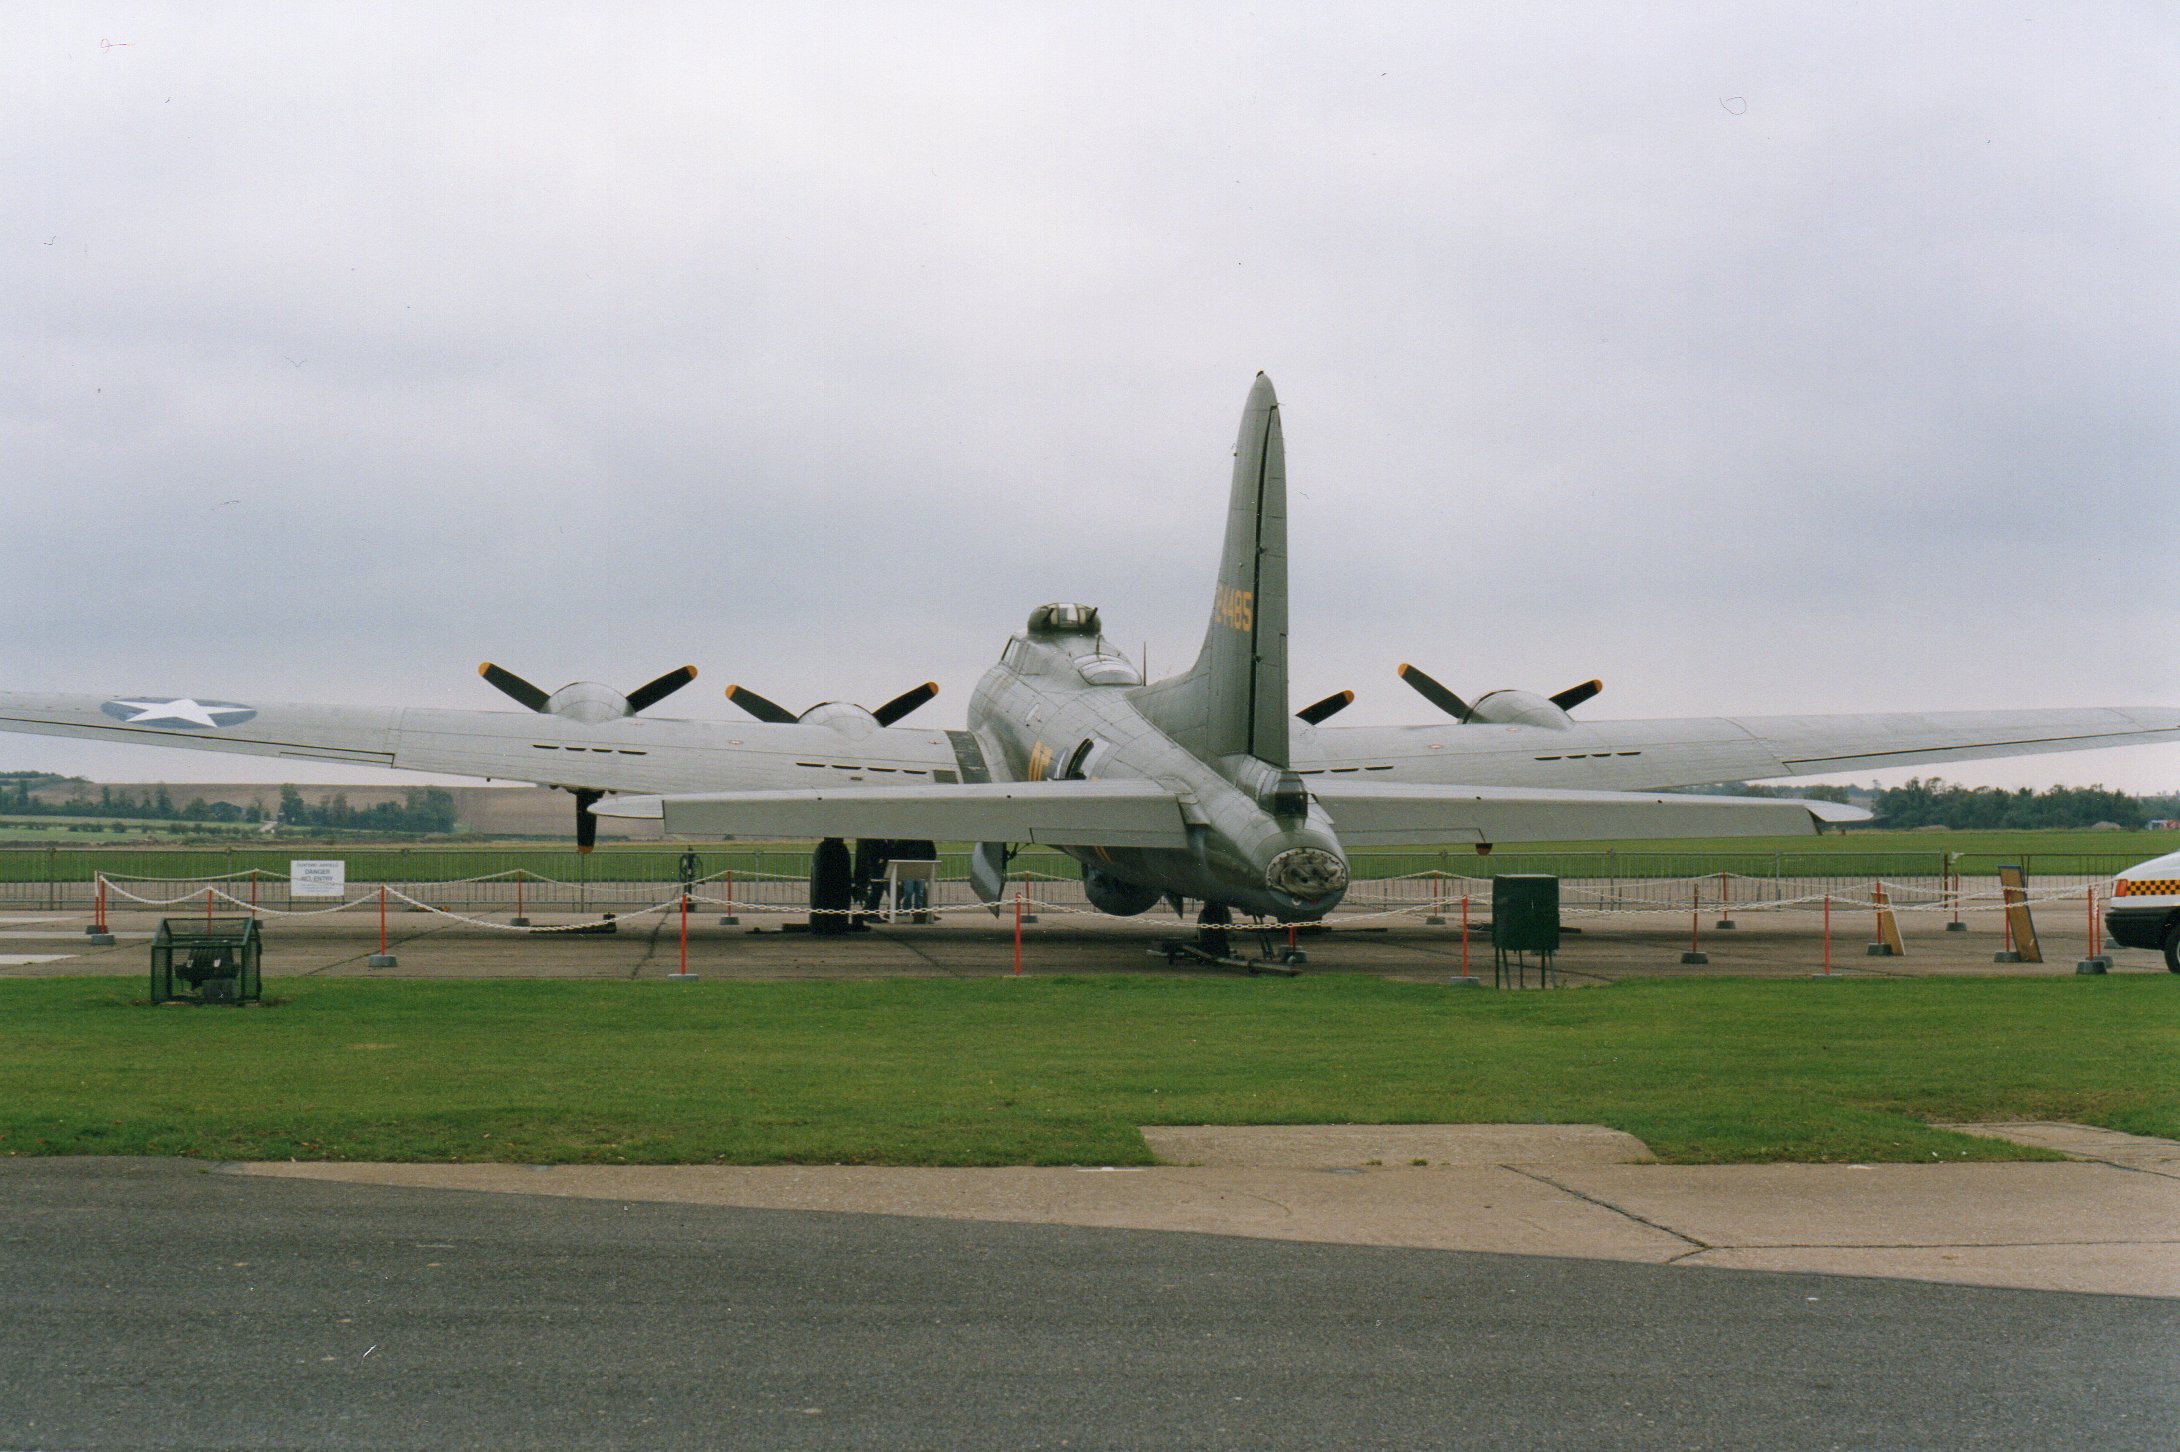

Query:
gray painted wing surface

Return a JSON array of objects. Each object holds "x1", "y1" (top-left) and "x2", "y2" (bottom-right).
[
  {"x1": 1304, "y1": 707, "x2": 2180, "y2": 790},
  {"x1": 0, "y1": 691, "x2": 958, "y2": 793},
  {"x1": 1309, "y1": 782, "x2": 1842, "y2": 846},
  {"x1": 595, "y1": 782, "x2": 1191, "y2": 846}
]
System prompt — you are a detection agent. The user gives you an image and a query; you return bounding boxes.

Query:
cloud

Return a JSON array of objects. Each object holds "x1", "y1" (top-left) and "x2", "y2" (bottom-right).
[{"x1": 3, "y1": 2, "x2": 2175, "y2": 791}]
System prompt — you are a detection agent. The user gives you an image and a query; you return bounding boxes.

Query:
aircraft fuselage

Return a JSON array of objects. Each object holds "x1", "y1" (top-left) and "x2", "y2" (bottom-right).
[{"x1": 968, "y1": 621, "x2": 1350, "y2": 922}]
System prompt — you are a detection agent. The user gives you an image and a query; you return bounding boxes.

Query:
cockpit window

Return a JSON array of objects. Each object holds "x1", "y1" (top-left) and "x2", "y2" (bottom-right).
[{"x1": 1077, "y1": 654, "x2": 1142, "y2": 686}]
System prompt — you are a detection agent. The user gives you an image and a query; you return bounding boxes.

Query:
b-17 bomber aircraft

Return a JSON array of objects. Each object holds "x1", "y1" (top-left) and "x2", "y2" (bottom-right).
[{"x1": 3, "y1": 375, "x2": 2176, "y2": 954}]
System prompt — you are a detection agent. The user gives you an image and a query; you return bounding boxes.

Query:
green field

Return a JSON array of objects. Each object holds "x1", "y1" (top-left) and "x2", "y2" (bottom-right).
[
  {"x1": 0, "y1": 828, "x2": 2169, "y2": 884},
  {"x1": 4, "y1": 975, "x2": 2173, "y2": 1166}
]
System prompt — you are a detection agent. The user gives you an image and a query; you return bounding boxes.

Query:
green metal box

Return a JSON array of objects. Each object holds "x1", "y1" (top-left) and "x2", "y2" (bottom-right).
[
  {"x1": 1492, "y1": 875, "x2": 1561, "y2": 954},
  {"x1": 150, "y1": 917, "x2": 263, "y2": 1005}
]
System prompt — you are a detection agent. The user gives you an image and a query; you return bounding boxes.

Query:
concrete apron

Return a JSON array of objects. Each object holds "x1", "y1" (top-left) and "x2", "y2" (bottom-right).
[{"x1": 231, "y1": 1122, "x2": 2180, "y2": 1300}]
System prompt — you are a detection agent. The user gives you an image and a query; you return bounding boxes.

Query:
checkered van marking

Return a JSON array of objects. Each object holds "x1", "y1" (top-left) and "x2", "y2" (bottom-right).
[{"x1": 2114, "y1": 878, "x2": 2180, "y2": 897}]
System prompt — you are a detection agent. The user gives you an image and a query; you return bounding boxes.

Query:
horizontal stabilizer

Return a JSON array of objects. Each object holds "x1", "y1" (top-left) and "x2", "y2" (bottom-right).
[
  {"x1": 593, "y1": 781, "x2": 1192, "y2": 847},
  {"x1": 1309, "y1": 782, "x2": 1866, "y2": 846}
]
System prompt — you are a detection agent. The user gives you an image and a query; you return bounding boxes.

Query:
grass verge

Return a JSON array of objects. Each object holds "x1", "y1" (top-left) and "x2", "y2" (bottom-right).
[{"x1": 2, "y1": 975, "x2": 2173, "y2": 1166}]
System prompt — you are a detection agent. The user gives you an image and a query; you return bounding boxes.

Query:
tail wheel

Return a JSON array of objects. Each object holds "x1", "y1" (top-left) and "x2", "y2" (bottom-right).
[{"x1": 2164, "y1": 919, "x2": 2180, "y2": 974}]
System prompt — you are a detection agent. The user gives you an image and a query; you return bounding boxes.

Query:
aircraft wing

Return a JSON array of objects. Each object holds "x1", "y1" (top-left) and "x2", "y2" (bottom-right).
[
  {"x1": 0, "y1": 690, "x2": 961, "y2": 792},
  {"x1": 594, "y1": 782, "x2": 1193, "y2": 847},
  {"x1": 1312, "y1": 707, "x2": 2180, "y2": 791},
  {"x1": 1308, "y1": 782, "x2": 1864, "y2": 846},
  {"x1": 1692, "y1": 708, "x2": 2180, "y2": 781}
]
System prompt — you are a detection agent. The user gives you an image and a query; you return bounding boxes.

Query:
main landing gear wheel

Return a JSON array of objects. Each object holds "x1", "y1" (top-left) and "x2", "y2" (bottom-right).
[{"x1": 1150, "y1": 904, "x2": 1303, "y2": 976}]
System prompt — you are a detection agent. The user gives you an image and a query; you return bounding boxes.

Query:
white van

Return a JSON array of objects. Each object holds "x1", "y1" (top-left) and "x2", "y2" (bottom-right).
[{"x1": 2106, "y1": 849, "x2": 2180, "y2": 971}]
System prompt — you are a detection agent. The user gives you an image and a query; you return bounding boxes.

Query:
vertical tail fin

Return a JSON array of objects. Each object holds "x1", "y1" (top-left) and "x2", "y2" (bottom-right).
[{"x1": 1137, "y1": 373, "x2": 1290, "y2": 766}]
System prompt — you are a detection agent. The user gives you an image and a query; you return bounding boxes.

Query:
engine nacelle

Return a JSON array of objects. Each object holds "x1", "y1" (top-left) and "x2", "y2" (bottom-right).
[
  {"x1": 542, "y1": 681, "x2": 634, "y2": 724},
  {"x1": 1464, "y1": 690, "x2": 1575, "y2": 730},
  {"x1": 796, "y1": 701, "x2": 881, "y2": 736},
  {"x1": 1083, "y1": 867, "x2": 1162, "y2": 917}
]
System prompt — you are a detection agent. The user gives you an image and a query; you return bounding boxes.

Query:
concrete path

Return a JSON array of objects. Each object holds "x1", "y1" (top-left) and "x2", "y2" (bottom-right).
[{"x1": 237, "y1": 1122, "x2": 2180, "y2": 1299}]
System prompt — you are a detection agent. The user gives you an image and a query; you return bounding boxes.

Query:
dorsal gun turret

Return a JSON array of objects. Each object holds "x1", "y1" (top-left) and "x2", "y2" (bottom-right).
[{"x1": 1027, "y1": 602, "x2": 1102, "y2": 637}]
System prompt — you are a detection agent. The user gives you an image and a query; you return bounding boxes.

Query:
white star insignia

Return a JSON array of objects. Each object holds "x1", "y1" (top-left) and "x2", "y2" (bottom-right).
[{"x1": 108, "y1": 698, "x2": 254, "y2": 728}]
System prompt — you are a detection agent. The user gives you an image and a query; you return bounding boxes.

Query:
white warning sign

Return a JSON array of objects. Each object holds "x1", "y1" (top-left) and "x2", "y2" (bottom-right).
[{"x1": 290, "y1": 859, "x2": 346, "y2": 898}]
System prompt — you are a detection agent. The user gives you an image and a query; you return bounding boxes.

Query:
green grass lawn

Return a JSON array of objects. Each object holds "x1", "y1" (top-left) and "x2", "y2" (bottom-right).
[
  {"x1": 0, "y1": 828, "x2": 2168, "y2": 883},
  {"x1": 4, "y1": 975, "x2": 2173, "y2": 1166}
]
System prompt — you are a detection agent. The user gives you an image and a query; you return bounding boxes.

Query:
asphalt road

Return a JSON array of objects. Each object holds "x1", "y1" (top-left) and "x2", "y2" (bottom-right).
[{"x1": 3, "y1": 1159, "x2": 2175, "y2": 1450}]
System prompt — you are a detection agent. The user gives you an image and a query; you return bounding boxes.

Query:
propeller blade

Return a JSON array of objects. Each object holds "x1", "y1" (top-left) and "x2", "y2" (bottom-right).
[
  {"x1": 480, "y1": 662, "x2": 552, "y2": 713},
  {"x1": 574, "y1": 788, "x2": 603, "y2": 854},
  {"x1": 1296, "y1": 689, "x2": 1354, "y2": 725},
  {"x1": 1549, "y1": 679, "x2": 1603, "y2": 712},
  {"x1": 724, "y1": 684, "x2": 798, "y2": 724},
  {"x1": 624, "y1": 665, "x2": 699, "y2": 714},
  {"x1": 871, "y1": 682, "x2": 940, "y2": 727},
  {"x1": 1397, "y1": 664, "x2": 1470, "y2": 721}
]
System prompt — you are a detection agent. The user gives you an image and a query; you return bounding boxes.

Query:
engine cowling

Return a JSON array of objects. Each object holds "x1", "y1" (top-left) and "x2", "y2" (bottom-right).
[
  {"x1": 796, "y1": 701, "x2": 881, "y2": 736},
  {"x1": 1463, "y1": 690, "x2": 1575, "y2": 730},
  {"x1": 1083, "y1": 867, "x2": 1162, "y2": 917}
]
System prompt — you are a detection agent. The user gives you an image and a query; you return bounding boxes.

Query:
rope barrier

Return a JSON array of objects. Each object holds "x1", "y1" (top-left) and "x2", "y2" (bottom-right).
[{"x1": 84, "y1": 867, "x2": 2121, "y2": 939}]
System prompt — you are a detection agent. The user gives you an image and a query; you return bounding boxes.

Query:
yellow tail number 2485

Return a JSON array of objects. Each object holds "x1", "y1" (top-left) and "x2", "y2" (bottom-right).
[{"x1": 1214, "y1": 584, "x2": 1254, "y2": 632}]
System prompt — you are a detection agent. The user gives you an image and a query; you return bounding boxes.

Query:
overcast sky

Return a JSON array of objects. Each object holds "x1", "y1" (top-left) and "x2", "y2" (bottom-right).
[{"x1": 6, "y1": 3, "x2": 2177, "y2": 792}]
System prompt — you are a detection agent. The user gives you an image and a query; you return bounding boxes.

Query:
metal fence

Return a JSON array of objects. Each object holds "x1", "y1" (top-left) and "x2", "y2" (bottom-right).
[{"x1": 1, "y1": 844, "x2": 2150, "y2": 918}]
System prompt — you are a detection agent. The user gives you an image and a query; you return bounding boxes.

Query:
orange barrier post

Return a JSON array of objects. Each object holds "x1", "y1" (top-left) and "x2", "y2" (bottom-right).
[
  {"x1": 1715, "y1": 871, "x2": 1736, "y2": 930},
  {"x1": 669, "y1": 892, "x2": 695, "y2": 980},
  {"x1": 1012, "y1": 892, "x2": 1024, "y2": 977},
  {"x1": 1946, "y1": 865, "x2": 1965, "y2": 932},
  {"x1": 205, "y1": 887, "x2": 214, "y2": 930},
  {"x1": 87, "y1": 875, "x2": 114, "y2": 943},
  {"x1": 1816, "y1": 893, "x2": 1833, "y2": 978},
  {"x1": 1681, "y1": 883, "x2": 1708, "y2": 964},
  {"x1": 1869, "y1": 882, "x2": 1905, "y2": 957},
  {"x1": 249, "y1": 871, "x2": 259, "y2": 916},
  {"x1": 721, "y1": 868, "x2": 738, "y2": 926},
  {"x1": 2076, "y1": 885, "x2": 2109, "y2": 974},
  {"x1": 512, "y1": 869, "x2": 527, "y2": 927},
  {"x1": 366, "y1": 885, "x2": 398, "y2": 967},
  {"x1": 1448, "y1": 894, "x2": 1481, "y2": 986}
]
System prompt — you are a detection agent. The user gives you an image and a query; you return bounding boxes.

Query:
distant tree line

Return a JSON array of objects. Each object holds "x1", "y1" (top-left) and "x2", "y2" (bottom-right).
[
  {"x1": 0, "y1": 774, "x2": 456, "y2": 835},
  {"x1": 1871, "y1": 779, "x2": 2177, "y2": 831},
  {"x1": 274, "y1": 786, "x2": 457, "y2": 835},
  {"x1": 0, "y1": 778, "x2": 261, "y2": 824},
  {"x1": 1685, "y1": 782, "x2": 1855, "y2": 804},
  {"x1": 1670, "y1": 775, "x2": 2180, "y2": 829}
]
